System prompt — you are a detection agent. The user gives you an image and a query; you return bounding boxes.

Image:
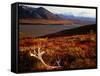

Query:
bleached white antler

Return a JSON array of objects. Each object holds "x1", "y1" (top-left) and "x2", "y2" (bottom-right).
[
  {"x1": 29, "y1": 46, "x2": 62, "y2": 70},
  {"x1": 56, "y1": 56, "x2": 61, "y2": 67}
]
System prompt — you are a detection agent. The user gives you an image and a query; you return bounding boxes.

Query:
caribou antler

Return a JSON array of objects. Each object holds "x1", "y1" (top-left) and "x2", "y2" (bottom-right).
[
  {"x1": 29, "y1": 46, "x2": 62, "y2": 70},
  {"x1": 56, "y1": 56, "x2": 61, "y2": 67}
]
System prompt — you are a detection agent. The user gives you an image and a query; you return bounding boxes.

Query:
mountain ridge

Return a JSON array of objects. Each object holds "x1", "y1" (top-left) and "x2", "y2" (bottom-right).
[
  {"x1": 37, "y1": 24, "x2": 96, "y2": 38},
  {"x1": 19, "y1": 6, "x2": 62, "y2": 20}
]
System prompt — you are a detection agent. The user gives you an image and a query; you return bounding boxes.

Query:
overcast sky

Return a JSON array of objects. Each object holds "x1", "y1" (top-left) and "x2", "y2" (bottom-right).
[{"x1": 20, "y1": 4, "x2": 96, "y2": 18}]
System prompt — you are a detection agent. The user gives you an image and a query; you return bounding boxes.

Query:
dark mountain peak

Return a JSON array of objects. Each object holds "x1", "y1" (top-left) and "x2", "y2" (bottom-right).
[
  {"x1": 36, "y1": 7, "x2": 52, "y2": 15},
  {"x1": 37, "y1": 7, "x2": 46, "y2": 10},
  {"x1": 36, "y1": 7, "x2": 62, "y2": 20},
  {"x1": 19, "y1": 6, "x2": 62, "y2": 20}
]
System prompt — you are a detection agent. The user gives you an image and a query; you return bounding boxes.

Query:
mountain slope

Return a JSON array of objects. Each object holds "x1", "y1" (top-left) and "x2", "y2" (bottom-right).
[
  {"x1": 38, "y1": 24, "x2": 96, "y2": 38},
  {"x1": 36, "y1": 7, "x2": 61, "y2": 20},
  {"x1": 19, "y1": 6, "x2": 62, "y2": 20}
]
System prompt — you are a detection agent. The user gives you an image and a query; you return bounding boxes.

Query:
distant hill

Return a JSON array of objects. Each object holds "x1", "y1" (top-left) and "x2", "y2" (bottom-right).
[
  {"x1": 38, "y1": 24, "x2": 97, "y2": 38},
  {"x1": 19, "y1": 6, "x2": 62, "y2": 20},
  {"x1": 58, "y1": 14, "x2": 96, "y2": 25},
  {"x1": 19, "y1": 5, "x2": 96, "y2": 25}
]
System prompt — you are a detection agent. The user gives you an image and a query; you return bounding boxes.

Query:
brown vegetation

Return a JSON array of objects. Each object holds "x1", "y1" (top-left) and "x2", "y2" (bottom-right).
[
  {"x1": 19, "y1": 19, "x2": 73, "y2": 25},
  {"x1": 19, "y1": 34, "x2": 96, "y2": 72}
]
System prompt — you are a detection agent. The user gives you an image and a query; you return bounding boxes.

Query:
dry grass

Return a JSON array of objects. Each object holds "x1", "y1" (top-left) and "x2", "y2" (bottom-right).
[
  {"x1": 19, "y1": 19, "x2": 73, "y2": 25},
  {"x1": 19, "y1": 34, "x2": 96, "y2": 72}
]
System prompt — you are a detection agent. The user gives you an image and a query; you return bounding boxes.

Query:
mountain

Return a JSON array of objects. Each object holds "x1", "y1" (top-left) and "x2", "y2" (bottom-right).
[
  {"x1": 19, "y1": 6, "x2": 42, "y2": 19},
  {"x1": 58, "y1": 14, "x2": 96, "y2": 25},
  {"x1": 19, "y1": 6, "x2": 62, "y2": 20},
  {"x1": 36, "y1": 7, "x2": 61, "y2": 20},
  {"x1": 58, "y1": 14, "x2": 75, "y2": 20},
  {"x1": 38, "y1": 24, "x2": 96, "y2": 38},
  {"x1": 19, "y1": 6, "x2": 96, "y2": 25}
]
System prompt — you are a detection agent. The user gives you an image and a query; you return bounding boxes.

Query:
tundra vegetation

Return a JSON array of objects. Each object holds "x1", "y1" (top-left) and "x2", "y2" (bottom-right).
[{"x1": 19, "y1": 33, "x2": 96, "y2": 72}]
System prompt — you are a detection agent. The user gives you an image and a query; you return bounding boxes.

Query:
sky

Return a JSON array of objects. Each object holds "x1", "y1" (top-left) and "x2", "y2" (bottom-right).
[{"x1": 19, "y1": 4, "x2": 96, "y2": 18}]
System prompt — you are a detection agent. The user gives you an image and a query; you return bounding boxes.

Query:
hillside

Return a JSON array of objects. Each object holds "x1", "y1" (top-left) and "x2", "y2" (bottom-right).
[
  {"x1": 38, "y1": 24, "x2": 96, "y2": 38},
  {"x1": 19, "y1": 19, "x2": 73, "y2": 25},
  {"x1": 19, "y1": 6, "x2": 62, "y2": 20},
  {"x1": 18, "y1": 6, "x2": 95, "y2": 25}
]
